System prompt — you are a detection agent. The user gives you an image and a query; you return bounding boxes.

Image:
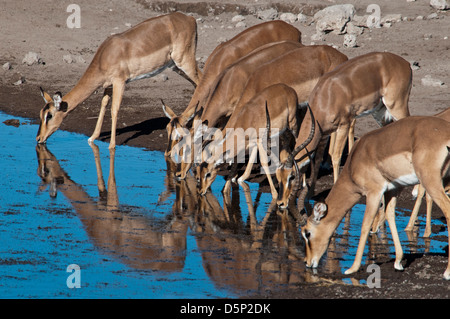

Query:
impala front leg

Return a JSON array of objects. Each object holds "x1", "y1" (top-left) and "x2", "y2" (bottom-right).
[
  {"x1": 258, "y1": 140, "x2": 278, "y2": 199},
  {"x1": 345, "y1": 193, "x2": 383, "y2": 275},
  {"x1": 237, "y1": 144, "x2": 258, "y2": 185}
]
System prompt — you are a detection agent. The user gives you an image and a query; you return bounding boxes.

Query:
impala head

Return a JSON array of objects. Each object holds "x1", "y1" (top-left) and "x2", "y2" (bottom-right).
[
  {"x1": 162, "y1": 100, "x2": 185, "y2": 157},
  {"x1": 37, "y1": 88, "x2": 68, "y2": 144},
  {"x1": 276, "y1": 104, "x2": 316, "y2": 210},
  {"x1": 276, "y1": 159, "x2": 299, "y2": 209},
  {"x1": 36, "y1": 144, "x2": 65, "y2": 198},
  {"x1": 198, "y1": 161, "x2": 217, "y2": 196},
  {"x1": 302, "y1": 202, "x2": 334, "y2": 268}
]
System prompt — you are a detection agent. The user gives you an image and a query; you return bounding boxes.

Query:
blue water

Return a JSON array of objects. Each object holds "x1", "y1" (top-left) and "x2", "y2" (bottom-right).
[{"x1": 0, "y1": 112, "x2": 448, "y2": 298}]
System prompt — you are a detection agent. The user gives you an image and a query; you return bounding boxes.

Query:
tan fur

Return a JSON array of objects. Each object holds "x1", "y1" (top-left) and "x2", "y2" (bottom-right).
[
  {"x1": 276, "y1": 52, "x2": 412, "y2": 209},
  {"x1": 37, "y1": 12, "x2": 202, "y2": 149},
  {"x1": 163, "y1": 20, "x2": 302, "y2": 156},
  {"x1": 302, "y1": 116, "x2": 450, "y2": 280}
]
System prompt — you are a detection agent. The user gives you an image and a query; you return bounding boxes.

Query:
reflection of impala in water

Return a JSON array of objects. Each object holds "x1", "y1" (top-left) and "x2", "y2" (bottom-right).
[
  {"x1": 36, "y1": 144, "x2": 188, "y2": 272},
  {"x1": 36, "y1": 147, "x2": 357, "y2": 291}
]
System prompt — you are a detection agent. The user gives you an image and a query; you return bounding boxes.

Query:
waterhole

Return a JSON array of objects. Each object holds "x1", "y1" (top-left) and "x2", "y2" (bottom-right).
[{"x1": 0, "y1": 112, "x2": 447, "y2": 298}]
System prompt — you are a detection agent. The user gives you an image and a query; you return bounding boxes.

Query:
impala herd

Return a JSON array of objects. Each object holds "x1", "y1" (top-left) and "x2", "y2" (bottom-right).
[{"x1": 37, "y1": 13, "x2": 450, "y2": 280}]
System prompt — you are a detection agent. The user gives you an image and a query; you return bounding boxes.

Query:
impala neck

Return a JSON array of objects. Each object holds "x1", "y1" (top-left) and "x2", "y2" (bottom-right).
[
  {"x1": 62, "y1": 67, "x2": 105, "y2": 114},
  {"x1": 323, "y1": 171, "x2": 361, "y2": 229}
]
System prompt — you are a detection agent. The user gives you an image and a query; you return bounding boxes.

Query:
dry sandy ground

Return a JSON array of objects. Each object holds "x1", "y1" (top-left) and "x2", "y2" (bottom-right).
[{"x1": 1, "y1": 0, "x2": 450, "y2": 299}]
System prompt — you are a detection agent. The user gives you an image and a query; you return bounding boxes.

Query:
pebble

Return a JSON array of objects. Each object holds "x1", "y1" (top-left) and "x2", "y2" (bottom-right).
[
  {"x1": 279, "y1": 12, "x2": 297, "y2": 24},
  {"x1": 63, "y1": 54, "x2": 73, "y2": 64},
  {"x1": 343, "y1": 34, "x2": 358, "y2": 47},
  {"x1": 22, "y1": 51, "x2": 41, "y2": 66},
  {"x1": 256, "y1": 8, "x2": 278, "y2": 21},
  {"x1": 231, "y1": 15, "x2": 245, "y2": 23},
  {"x1": 2, "y1": 62, "x2": 11, "y2": 70},
  {"x1": 421, "y1": 75, "x2": 446, "y2": 87}
]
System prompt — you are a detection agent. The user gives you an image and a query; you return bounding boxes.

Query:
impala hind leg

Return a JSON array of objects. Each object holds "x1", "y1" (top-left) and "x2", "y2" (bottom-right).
[
  {"x1": 89, "y1": 87, "x2": 112, "y2": 145},
  {"x1": 423, "y1": 186, "x2": 450, "y2": 280},
  {"x1": 384, "y1": 192, "x2": 404, "y2": 271},
  {"x1": 171, "y1": 38, "x2": 202, "y2": 87},
  {"x1": 108, "y1": 81, "x2": 125, "y2": 149},
  {"x1": 329, "y1": 124, "x2": 350, "y2": 183}
]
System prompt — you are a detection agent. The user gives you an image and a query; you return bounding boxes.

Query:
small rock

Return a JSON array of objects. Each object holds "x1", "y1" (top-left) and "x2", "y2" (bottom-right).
[
  {"x1": 314, "y1": 4, "x2": 356, "y2": 34},
  {"x1": 427, "y1": 12, "x2": 439, "y2": 19},
  {"x1": 343, "y1": 34, "x2": 357, "y2": 47},
  {"x1": 235, "y1": 21, "x2": 246, "y2": 28},
  {"x1": 125, "y1": 22, "x2": 132, "y2": 27},
  {"x1": 352, "y1": 14, "x2": 370, "y2": 28},
  {"x1": 346, "y1": 22, "x2": 364, "y2": 35},
  {"x1": 411, "y1": 61, "x2": 420, "y2": 70},
  {"x1": 217, "y1": 37, "x2": 227, "y2": 44},
  {"x1": 2, "y1": 62, "x2": 11, "y2": 70},
  {"x1": 22, "y1": 51, "x2": 40, "y2": 66},
  {"x1": 421, "y1": 75, "x2": 445, "y2": 87},
  {"x1": 383, "y1": 22, "x2": 392, "y2": 28},
  {"x1": 153, "y1": 73, "x2": 168, "y2": 83},
  {"x1": 256, "y1": 8, "x2": 278, "y2": 21},
  {"x1": 416, "y1": 15, "x2": 424, "y2": 20},
  {"x1": 297, "y1": 13, "x2": 308, "y2": 23},
  {"x1": 280, "y1": 12, "x2": 297, "y2": 24},
  {"x1": 74, "y1": 56, "x2": 86, "y2": 64},
  {"x1": 63, "y1": 54, "x2": 73, "y2": 64},
  {"x1": 381, "y1": 13, "x2": 402, "y2": 24},
  {"x1": 430, "y1": 0, "x2": 450, "y2": 10},
  {"x1": 231, "y1": 15, "x2": 245, "y2": 23},
  {"x1": 13, "y1": 76, "x2": 25, "y2": 86}
]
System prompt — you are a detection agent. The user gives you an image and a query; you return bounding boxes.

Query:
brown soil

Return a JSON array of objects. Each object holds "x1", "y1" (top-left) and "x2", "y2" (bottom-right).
[{"x1": 1, "y1": 0, "x2": 449, "y2": 298}]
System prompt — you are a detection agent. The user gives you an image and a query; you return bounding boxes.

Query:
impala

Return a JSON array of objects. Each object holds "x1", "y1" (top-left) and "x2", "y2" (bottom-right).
[
  {"x1": 199, "y1": 45, "x2": 347, "y2": 133},
  {"x1": 404, "y1": 107, "x2": 450, "y2": 237},
  {"x1": 197, "y1": 84, "x2": 315, "y2": 198},
  {"x1": 172, "y1": 40, "x2": 304, "y2": 179},
  {"x1": 177, "y1": 44, "x2": 347, "y2": 180},
  {"x1": 302, "y1": 116, "x2": 450, "y2": 280},
  {"x1": 162, "y1": 20, "x2": 302, "y2": 156},
  {"x1": 37, "y1": 12, "x2": 202, "y2": 149},
  {"x1": 276, "y1": 52, "x2": 412, "y2": 210}
]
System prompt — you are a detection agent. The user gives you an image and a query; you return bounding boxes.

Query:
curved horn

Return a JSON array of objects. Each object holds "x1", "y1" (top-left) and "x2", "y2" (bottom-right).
[
  {"x1": 285, "y1": 103, "x2": 315, "y2": 168},
  {"x1": 265, "y1": 101, "x2": 271, "y2": 157},
  {"x1": 186, "y1": 101, "x2": 200, "y2": 124}
]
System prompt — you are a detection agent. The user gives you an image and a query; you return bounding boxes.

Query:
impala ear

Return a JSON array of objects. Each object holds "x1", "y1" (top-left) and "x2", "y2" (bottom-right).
[
  {"x1": 312, "y1": 202, "x2": 328, "y2": 222},
  {"x1": 40, "y1": 87, "x2": 52, "y2": 104},
  {"x1": 161, "y1": 99, "x2": 176, "y2": 119},
  {"x1": 53, "y1": 92, "x2": 68, "y2": 112}
]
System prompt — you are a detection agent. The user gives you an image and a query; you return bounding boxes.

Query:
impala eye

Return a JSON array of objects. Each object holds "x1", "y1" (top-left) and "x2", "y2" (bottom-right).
[
  {"x1": 303, "y1": 230, "x2": 311, "y2": 240},
  {"x1": 287, "y1": 174, "x2": 294, "y2": 184},
  {"x1": 45, "y1": 113, "x2": 53, "y2": 123}
]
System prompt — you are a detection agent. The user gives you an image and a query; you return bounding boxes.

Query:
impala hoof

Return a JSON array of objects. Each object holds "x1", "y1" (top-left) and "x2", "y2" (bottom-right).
[
  {"x1": 443, "y1": 269, "x2": 450, "y2": 280},
  {"x1": 394, "y1": 262, "x2": 404, "y2": 271}
]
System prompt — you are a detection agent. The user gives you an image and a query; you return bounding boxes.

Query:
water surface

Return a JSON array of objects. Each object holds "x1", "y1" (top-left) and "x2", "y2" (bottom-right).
[{"x1": 0, "y1": 112, "x2": 447, "y2": 298}]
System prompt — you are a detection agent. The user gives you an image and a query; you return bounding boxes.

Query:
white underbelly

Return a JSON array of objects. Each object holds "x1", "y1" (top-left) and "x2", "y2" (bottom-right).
[{"x1": 385, "y1": 173, "x2": 419, "y2": 191}]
